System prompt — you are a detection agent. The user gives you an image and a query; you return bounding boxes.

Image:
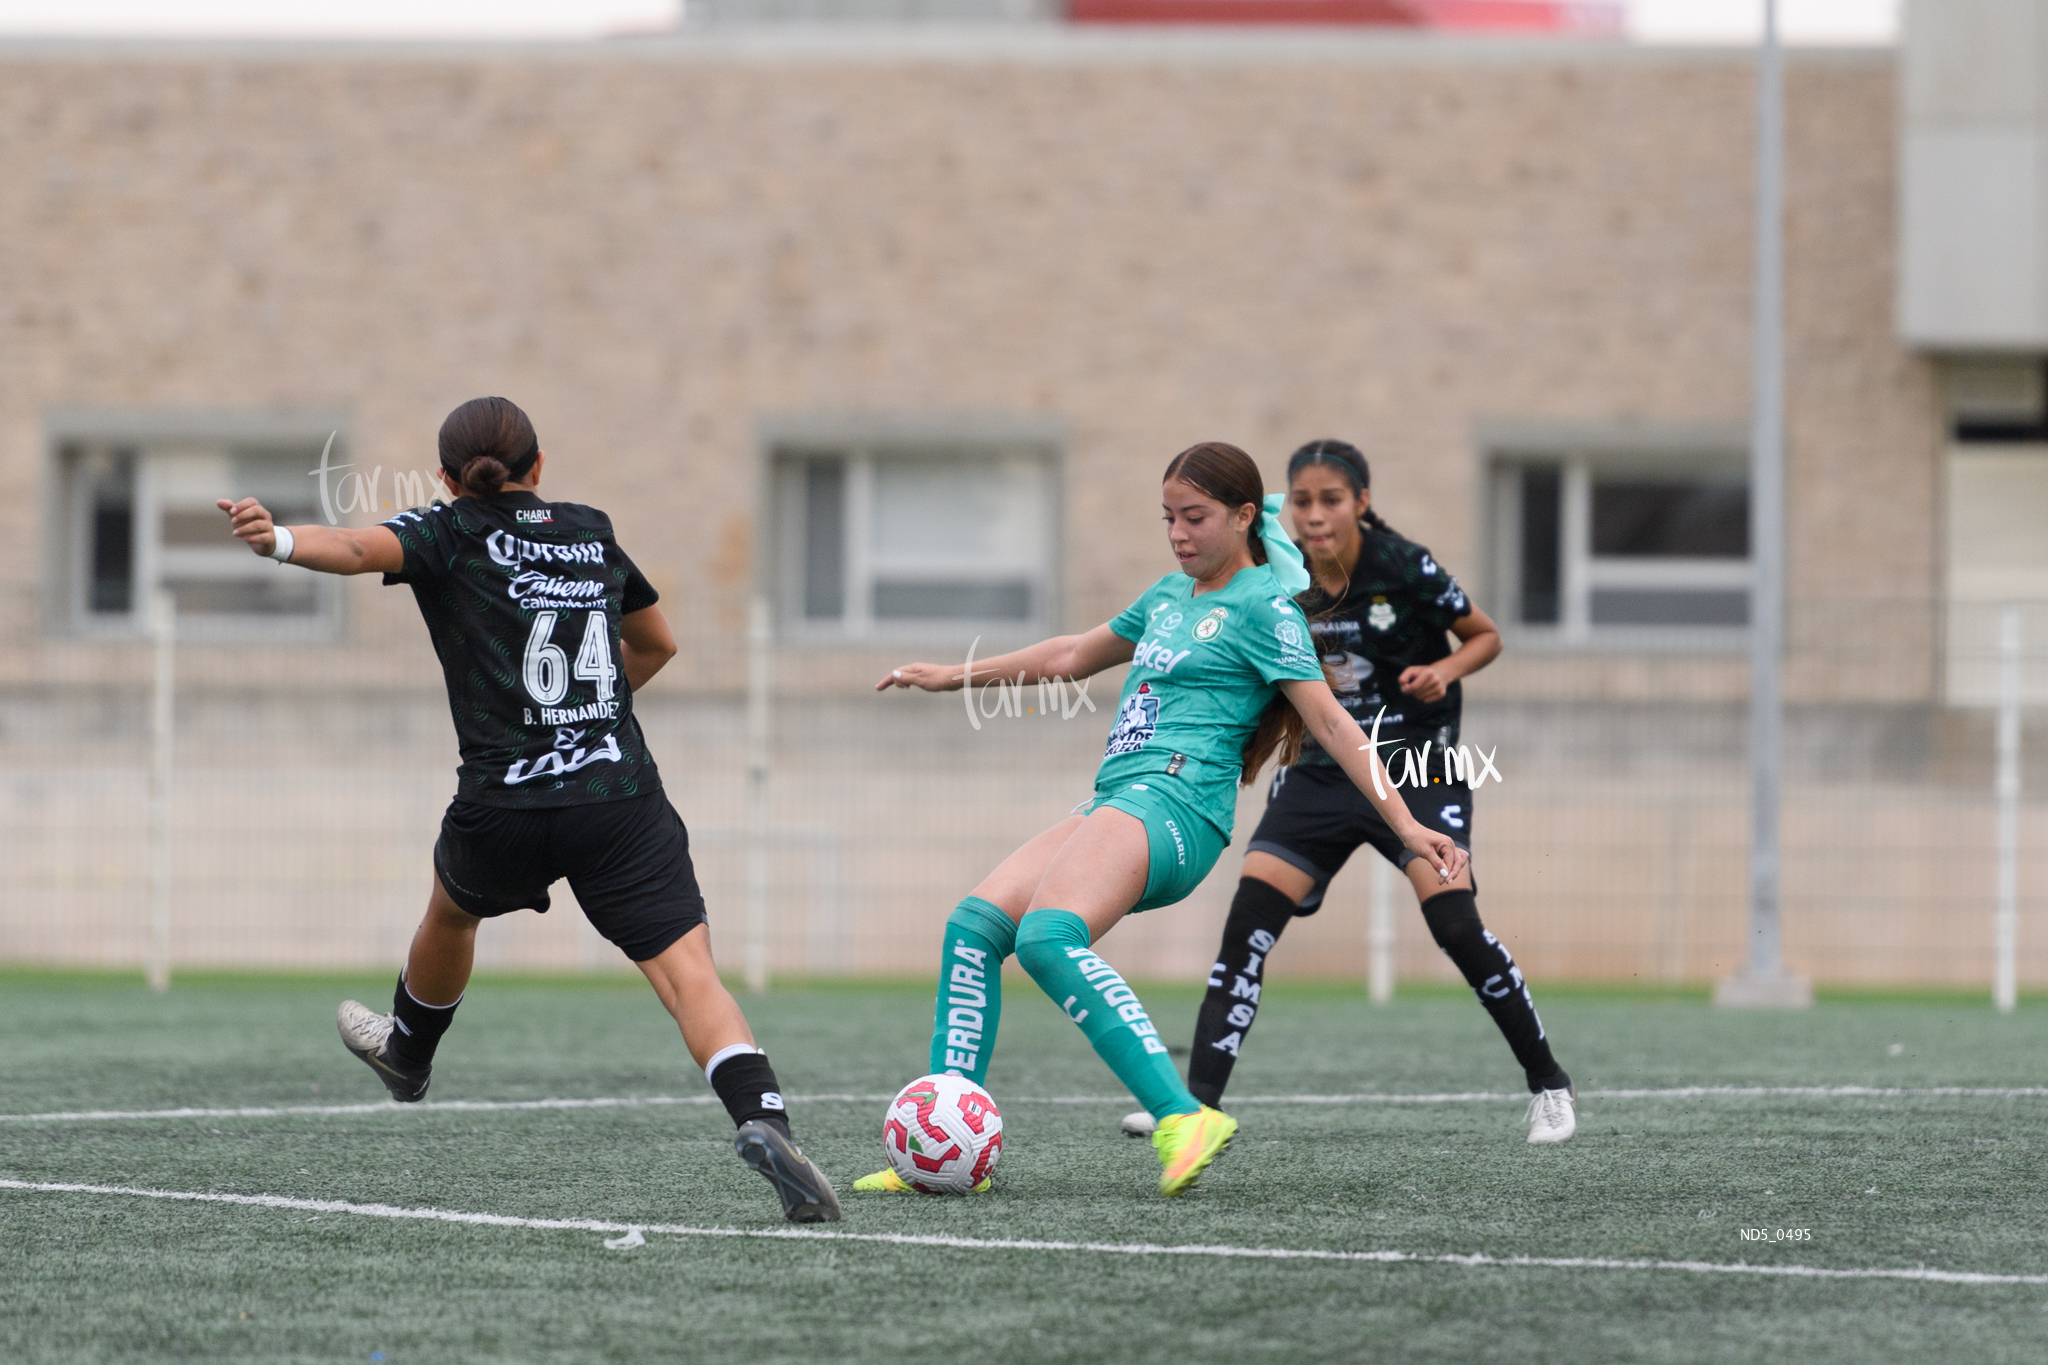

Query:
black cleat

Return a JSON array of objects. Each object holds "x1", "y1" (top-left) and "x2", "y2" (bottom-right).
[
  {"x1": 734, "y1": 1120, "x2": 842, "y2": 1224},
  {"x1": 336, "y1": 1000, "x2": 432, "y2": 1103}
]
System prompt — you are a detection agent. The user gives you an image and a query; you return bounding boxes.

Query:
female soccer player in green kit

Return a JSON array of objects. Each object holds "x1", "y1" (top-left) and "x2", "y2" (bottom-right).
[
  {"x1": 1123, "y1": 439, "x2": 1577, "y2": 1147},
  {"x1": 862, "y1": 441, "x2": 1465, "y2": 1197}
]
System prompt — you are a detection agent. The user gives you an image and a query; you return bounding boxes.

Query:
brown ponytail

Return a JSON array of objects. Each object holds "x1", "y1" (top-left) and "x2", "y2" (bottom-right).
[
  {"x1": 439, "y1": 397, "x2": 539, "y2": 501},
  {"x1": 1159, "y1": 441, "x2": 1306, "y2": 785}
]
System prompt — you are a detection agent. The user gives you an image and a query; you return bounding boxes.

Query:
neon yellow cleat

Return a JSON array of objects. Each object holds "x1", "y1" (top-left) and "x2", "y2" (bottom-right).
[
  {"x1": 1151, "y1": 1105, "x2": 1237, "y2": 1197},
  {"x1": 850, "y1": 1168, "x2": 991, "y2": 1194}
]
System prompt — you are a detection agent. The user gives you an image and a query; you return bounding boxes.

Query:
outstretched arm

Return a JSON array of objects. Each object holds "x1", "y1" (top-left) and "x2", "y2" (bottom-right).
[
  {"x1": 877, "y1": 622, "x2": 1136, "y2": 693},
  {"x1": 1280, "y1": 677, "x2": 1468, "y2": 884},
  {"x1": 217, "y1": 497, "x2": 403, "y2": 576}
]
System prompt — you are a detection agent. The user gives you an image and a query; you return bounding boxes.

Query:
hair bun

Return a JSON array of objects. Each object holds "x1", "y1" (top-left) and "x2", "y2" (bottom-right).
[
  {"x1": 461, "y1": 455, "x2": 510, "y2": 499},
  {"x1": 438, "y1": 396, "x2": 539, "y2": 500}
]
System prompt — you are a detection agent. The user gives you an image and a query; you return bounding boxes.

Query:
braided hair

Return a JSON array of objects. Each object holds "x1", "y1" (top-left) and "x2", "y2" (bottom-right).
[{"x1": 1286, "y1": 438, "x2": 1402, "y2": 541}]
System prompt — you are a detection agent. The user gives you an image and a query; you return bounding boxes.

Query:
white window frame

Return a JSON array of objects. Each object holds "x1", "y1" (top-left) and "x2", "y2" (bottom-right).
[
  {"x1": 1485, "y1": 430, "x2": 1751, "y2": 651},
  {"x1": 760, "y1": 415, "x2": 1063, "y2": 646},
  {"x1": 45, "y1": 411, "x2": 349, "y2": 643}
]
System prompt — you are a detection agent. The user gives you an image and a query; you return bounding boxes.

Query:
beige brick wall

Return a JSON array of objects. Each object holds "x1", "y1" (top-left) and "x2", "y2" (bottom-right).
[{"x1": 0, "y1": 36, "x2": 1937, "y2": 704}]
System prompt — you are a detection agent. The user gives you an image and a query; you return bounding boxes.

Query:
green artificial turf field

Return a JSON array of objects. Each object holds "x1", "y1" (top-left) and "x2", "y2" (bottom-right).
[{"x1": 4, "y1": 971, "x2": 2046, "y2": 1364}]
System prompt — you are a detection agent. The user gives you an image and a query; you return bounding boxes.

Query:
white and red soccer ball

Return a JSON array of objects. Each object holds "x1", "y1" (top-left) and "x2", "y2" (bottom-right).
[{"x1": 882, "y1": 1073, "x2": 1003, "y2": 1194}]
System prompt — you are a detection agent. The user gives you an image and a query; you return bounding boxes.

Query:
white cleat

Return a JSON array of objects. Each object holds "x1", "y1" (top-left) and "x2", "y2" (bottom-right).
[
  {"x1": 336, "y1": 999, "x2": 431, "y2": 1103},
  {"x1": 1526, "y1": 1086, "x2": 1577, "y2": 1145},
  {"x1": 1120, "y1": 1110, "x2": 1157, "y2": 1138}
]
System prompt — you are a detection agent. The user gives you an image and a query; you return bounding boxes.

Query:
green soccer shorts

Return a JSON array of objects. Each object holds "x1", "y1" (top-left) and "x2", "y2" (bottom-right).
[{"x1": 1084, "y1": 777, "x2": 1231, "y2": 913}]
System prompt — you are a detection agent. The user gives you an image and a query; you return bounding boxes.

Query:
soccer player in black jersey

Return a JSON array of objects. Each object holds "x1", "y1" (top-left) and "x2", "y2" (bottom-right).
[
  {"x1": 216, "y1": 396, "x2": 840, "y2": 1222},
  {"x1": 1122, "y1": 439, "x2": 1577, "y2": 1145}
]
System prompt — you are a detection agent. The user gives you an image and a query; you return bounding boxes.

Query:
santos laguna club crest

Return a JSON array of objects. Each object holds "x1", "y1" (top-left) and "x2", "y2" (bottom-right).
[{"x1": 1367, "y1": 597, "x2": 1397, "y2": 632}]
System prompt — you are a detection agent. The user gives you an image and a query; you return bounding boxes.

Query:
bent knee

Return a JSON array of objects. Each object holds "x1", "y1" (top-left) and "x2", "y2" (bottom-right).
[
  {"x1": 1419, "y1": 888, "x2": 1487, "y2": 953},
  {"x1": 1013, "y1": 908, "x2": 1091, "y2": 973}
]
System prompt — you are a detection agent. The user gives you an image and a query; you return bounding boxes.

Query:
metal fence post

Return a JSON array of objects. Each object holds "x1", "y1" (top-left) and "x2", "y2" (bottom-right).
[
  {"x1": 147, "y1": 590, "x2": 175, "y2": 993},
  {"x1": 1369, "y1": 853, "x2": 1395, "y2": 1006},
  {"x1": 744, "y1": 594, "x2": 772, "y2": 994},
  {"x1": 1994, "y1": 606, "x2": 2022, "y2": 1014},
  {"x1": 1717, "y1": 0, "x2": 1811, "y2": 1009}
]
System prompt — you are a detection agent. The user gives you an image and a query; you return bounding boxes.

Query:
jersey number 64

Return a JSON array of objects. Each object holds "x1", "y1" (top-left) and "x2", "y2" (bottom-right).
[{"x1": 522, "y1": 610, "x2": 617, "y2": 705}]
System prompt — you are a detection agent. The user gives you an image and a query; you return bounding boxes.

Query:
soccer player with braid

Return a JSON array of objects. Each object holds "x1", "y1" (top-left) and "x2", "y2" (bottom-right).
[
  {"x1": 216, "y1": 397, "x2": 841, "y2": 1222},
  {"x1": 1123, "y1": 439, "x2": 1576, "y2": 1146},
  {"x1": 869, "y1": 442, "x2": 1465, "y2": 1196}
]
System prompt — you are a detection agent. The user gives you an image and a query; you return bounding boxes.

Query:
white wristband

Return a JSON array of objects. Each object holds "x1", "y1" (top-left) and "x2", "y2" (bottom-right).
[{"x1": 268, "y1": 525, "x2": 296, "y2": 563}]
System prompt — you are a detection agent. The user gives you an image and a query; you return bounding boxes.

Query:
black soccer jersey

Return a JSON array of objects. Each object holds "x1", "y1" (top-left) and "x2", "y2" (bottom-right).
[
  {"x1": 1294, "y1": 526, "x2": 1473, "y2": 766},
  {"x1": 382, "y1": 491, "x2": 663, "y2": 809}
]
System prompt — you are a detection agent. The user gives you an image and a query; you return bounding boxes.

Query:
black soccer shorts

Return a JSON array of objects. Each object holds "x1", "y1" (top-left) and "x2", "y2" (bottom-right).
[
  {"x1": 432, "y1": 789, "x2": 707, "y2": 962},
  {"x1": 1245, "y1": 761, "x2": 1474, "y2": 913}
]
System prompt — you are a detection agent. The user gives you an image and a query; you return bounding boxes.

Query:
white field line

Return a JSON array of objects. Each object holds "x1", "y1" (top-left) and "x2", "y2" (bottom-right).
[
  {"x1": 1, "y1": 1178, "x2": 2042, "y2": 1288},
  {"x1": 5, "y1": 1086, "x2": 2048, "y2": 1124}
]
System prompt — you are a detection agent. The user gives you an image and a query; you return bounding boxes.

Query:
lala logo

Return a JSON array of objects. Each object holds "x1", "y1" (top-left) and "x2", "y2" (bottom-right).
[{"x1": 1367, "y1": 598, "x2": 1397, "y2": 632}]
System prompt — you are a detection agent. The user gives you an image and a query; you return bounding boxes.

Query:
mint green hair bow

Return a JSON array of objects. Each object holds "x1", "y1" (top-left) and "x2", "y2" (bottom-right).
[{"x1": 1260, "y1": 494, "x2": 1310, "y2": 595}]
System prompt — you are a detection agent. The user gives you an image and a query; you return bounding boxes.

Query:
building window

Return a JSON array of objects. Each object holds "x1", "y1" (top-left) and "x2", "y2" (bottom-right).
[
  {"x1": 770, "y1": 427, "x2": 1058, "y2": 639},
  {"x1": 53, "y1": 422, "x2": 345, "y2": 640},
  {"x1": 1942, "y1": 356, "x2": 2048, "y2": 704},
  {"x1": 1490, "y1": 449, "x2": 1750, "y2": 642}
]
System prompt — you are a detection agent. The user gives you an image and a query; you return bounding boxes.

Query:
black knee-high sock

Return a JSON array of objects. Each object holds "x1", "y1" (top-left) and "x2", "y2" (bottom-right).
[
  {"x1": 1420, "y1": 889, "x2": 1570, "y2": 1093},
  {"x1": 707, "y1": 1046, "x2": 792, "y2": 1136},
  {"x1": 388, "y1": 974, "x2": 459, "y2": 1070},
  {"x1": 1186, "y1": 878, "x2": 1299, "y2": 1108}
]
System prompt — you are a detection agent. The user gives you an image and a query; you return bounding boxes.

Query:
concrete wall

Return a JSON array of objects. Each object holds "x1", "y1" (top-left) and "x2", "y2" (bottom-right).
[
  {"x1": 1900, "y1": 0, "x2": 2048, "y2": 347},
  {"x1": 0, "y1": 32, "x2": 1937, "y2": 708}
]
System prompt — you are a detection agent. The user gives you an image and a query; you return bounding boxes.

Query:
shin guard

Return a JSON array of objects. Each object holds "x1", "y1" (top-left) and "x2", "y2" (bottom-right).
[
  {"x1": 1015, "y1": 909, "x2": 1200, "y2": 1121},
  {"x1": 1421, "y1": 889, "x2": 1569, "y2": 1093},
  {"x1": 928, "y1": 897, "x2": 1017, "y2": 1087},
  {"x1": 1186, "y1": 877, "x2": 1298, "y2": 1107},
  {"x1": 388, "y1": 974, "x2": 459, "y2": 1070}
]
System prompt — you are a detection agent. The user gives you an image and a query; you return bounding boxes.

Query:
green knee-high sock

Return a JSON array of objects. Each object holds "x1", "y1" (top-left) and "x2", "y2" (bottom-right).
[
  {"x1": 1015, "y1": 909, "x2": 1201, "y2": 1121},
  {"x1": 928, "y1": 897, "x2": 1017, "y2": 1087}
]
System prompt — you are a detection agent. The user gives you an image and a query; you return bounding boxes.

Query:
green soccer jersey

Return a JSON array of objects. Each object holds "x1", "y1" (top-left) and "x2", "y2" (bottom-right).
[{"x1": 1099, "y1": 562, "x2": 1326, "y2": 836}]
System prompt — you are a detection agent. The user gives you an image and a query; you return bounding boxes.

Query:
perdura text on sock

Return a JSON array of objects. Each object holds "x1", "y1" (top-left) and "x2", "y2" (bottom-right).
[
  {"x1": 1061, "y1": 947, "x2": 1170, "y2": 1055},
  {"x1": 943, "y1": 945, "x2": 989, "y2": 1073}
]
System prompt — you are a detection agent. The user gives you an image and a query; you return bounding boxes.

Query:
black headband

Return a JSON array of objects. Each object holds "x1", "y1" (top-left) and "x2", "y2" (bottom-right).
[{"x1": 1287, "y1": 446, "x2": 1369, "y2": 493}]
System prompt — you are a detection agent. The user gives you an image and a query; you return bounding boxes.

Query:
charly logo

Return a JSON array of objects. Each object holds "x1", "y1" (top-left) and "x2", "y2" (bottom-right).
[
  {"x1": 1367, "y1": 598, "x2": 1397, "y2": 631},
  {"x1": 517, "y1": 508, "x2": 553, "y2": 524},
  {"x1": 1269, "y1": 596, "x2": 1296, "y2": 615},
  {"x1": 1193, "y1": 607, "x2": 1227, "y2": 642}
]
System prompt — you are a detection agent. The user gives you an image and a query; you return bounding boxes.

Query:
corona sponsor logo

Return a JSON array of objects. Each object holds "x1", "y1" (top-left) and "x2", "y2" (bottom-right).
[{"x1": 486, "y1": 529, "x2": 604, "y2": 569}]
